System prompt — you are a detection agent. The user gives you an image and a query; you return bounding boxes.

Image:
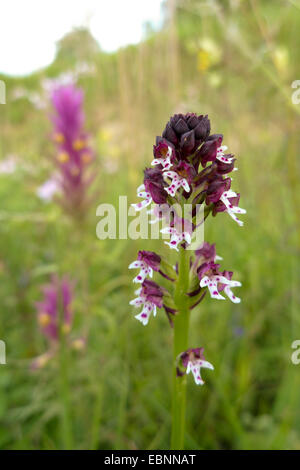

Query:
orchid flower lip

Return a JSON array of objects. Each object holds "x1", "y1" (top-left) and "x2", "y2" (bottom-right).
[
  {"x1": 219, "y1": 189, "x2": 247, "y2": 226},
  {"x1": 130, "y1": 294, "x2": 158, "y2": 326},
  {"x1": 128, "y1": 260, "x2": 153, "y2": 283},
  {"x1": 131, "y1": 183, "x2": 153, "y2": 211},
  {"x1": 186, "y1": 358, "x2": 214, "y2": 385}
]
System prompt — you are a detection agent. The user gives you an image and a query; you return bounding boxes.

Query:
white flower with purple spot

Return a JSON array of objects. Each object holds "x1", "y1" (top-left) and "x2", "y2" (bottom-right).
[
  {"x1": 216, "y1": 145, "x2": 235, "y2": 165},
  {"x1": 200, "y1": 274, "x2": 241, "y2": 303},
  {"x1": 129, "y1": 288, "x2": 157, "y2": 326},
  {"x1": 130, "y1": 279, "x2": 164, "y2": 326},
  {"x1": 161, "y1": 226, "x2": 191, "y2": 251},
  {"x1": 151, "y1": 144, "x2": 173, "y2": 171},
  {"x1": 131, "y1": 184, "x2": 152, "y2": 211},
  {"x1": 163, "y1": 171, "x2": 190, "y2": 197},
  {"x1": 178, "y1": 348, "x2": 214, "y2": 386},
  {"x1": 186, "y1": 358, "x2": 214, "y2": 385},
  {"x1": 220, "y1": 189, "x2": 246, "y2": 226},
  {"x1": 128, "y1": 260, "x2": 153, "y2": 283}
]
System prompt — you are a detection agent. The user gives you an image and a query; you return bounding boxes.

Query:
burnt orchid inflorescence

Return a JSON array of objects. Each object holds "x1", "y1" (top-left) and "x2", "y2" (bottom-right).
[
  {"x1": 129, "y1": 113, "x2": 246, "y2": 449},
  {"x1": 33, "y1": 275, "x2": 84, "y2": 369},
  {"x1": 50, "y1": 84, "x2": 95, "y2": 218},
  {"x1": 36, "y1": 275, "x2": 74, "y2": 341}
]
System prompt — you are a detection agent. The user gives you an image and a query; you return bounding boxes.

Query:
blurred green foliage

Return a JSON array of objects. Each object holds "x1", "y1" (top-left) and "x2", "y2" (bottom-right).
[{"x1": 0, "y1": 0, "x2": 299, "y2": 449}]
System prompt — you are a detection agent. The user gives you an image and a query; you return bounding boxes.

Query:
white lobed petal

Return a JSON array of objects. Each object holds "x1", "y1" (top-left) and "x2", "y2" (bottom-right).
[
  {"x1": 183, "y1": 232, "x2": 191, "y2": 245},
  {"x1": 224, "y1": 285, "x2": 241, "y2": 304},
  {"x1": 163, "y1": 171, "x2": 178, "y2": 180},
  {"x1": 160, "y1": 227, "x2": 175, "y2": 235},
  {"x1": 188, "y1": 361, "x2": 205, "y2": 386},
  {"x1": 207, "y1": 281, "x2": 225, "y2": 300},
  {"x1": 181, "y1": 178, "x2": 190, "y2": 193},
  {"x1": 134, "y1": 302, "x2": 155, "y2": 326},
  {"x1": 128, "y1": 260, "x2": 144, "y2": 269},
  {"x1": 137, "y1": 184, "x2": 145, "y2": 192},
  {"x1": 198, "y1": 360, "x2": 214, "y2": 370},
  {"x1": 199, "y1": 276, "x2": 210, "y2": 287},
  {"x1": 129, "y1": 296, "x2": 144, "y2": 306},
  {"x1": 131, "y1": 196, "x2": 152, "y2": 211},
  {"x1": 135, "y1": 311, "x2": 149, "y2": 326}
]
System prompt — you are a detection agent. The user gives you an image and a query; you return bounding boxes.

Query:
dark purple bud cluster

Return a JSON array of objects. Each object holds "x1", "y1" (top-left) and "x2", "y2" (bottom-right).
[{"x1": 161, "y1": 113, "x2": 210, "y2": 158}]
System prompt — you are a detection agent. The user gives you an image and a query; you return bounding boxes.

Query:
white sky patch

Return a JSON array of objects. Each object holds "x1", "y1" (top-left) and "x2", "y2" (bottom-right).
[{"x1": 0, "y1": 0, "x2": 164, "y2": 76}]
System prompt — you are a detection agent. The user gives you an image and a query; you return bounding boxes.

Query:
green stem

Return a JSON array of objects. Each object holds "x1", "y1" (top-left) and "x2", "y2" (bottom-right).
[
  {"x1": 171, "y1": 246, "x2": 190, "y2": 450},
  {"x1": 59, "y1": 334, "x2": 73, "y2": 449},
  {"x1": 57, "y1": 283, "x2": 73, "y2": 450}
]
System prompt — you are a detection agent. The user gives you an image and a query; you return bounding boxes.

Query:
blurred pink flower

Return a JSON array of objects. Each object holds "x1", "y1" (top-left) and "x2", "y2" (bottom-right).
[
  {"x1": 36, "y1": 276, "x2": 74, "y2": 342},
  {"x1": 50, "y1": 84, "x2": 95, "y2": 217}
]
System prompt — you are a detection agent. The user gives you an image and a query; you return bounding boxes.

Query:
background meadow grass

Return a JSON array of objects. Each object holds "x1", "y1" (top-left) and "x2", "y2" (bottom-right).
[{"x1": 0, "y1": 0, "x2": 300, "y2": 449}]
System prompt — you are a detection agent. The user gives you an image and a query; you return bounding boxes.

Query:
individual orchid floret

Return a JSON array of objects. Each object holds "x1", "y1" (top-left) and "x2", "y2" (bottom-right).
[
  {"x1": 132, "y1": 168, "x2": 167, "y2": 211},
  {"x1": 163, "y1": 170, "x2": 190, "y2": 197},
  {"x1": 216, "y1": 144, "x2": 234, "y2": 165},
  {"x1": 205, "y1": 177, "x2": 246, "y2": 226},
  {"x1": 197, "y1": 261, "x2": 241, "y2": 303},
  {"x1": 163, "y1": 160, "x2": 196, "y2": 198},
  {"x1": 129, "y1": 279, "x2": 164, "y2": 326},
  {"x1": 161, "y1": 217, "x2": 193, "y2": 251},
  {"x1": 151, "y1": 141, "x2": 174, "y2": 170},
  {"x1": 215, "y1": 157, "x2": 236, "y2": 175},
  {"x1": 36, "y1": 276, "x2": 74, "y2": 342},
  {"x1": 218, "y1": 189, "x2": 246, "y2": 226},
  {"x1": 129, "y1": 250, "x2": 161, "y2": 283},
  {"x1": 177, "y1": 348, "x2": 214, "y2": 385}
]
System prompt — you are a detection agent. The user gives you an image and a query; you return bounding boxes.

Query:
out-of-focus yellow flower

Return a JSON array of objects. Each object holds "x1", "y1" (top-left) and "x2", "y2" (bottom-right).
[
  {"x1": 62, "y1": 323, "x2": 71, "y2": 334},
  {"x1": 53, "y1": 132, "x2": 64, "y2": 143},
  {"x1": 99, "y1": 128, "x2": 112, "y2": 143},
  {"x1": 197, "y1": 38, "x2": 222, "y2": 73},
  {"x1": 73, "y1": 138, "x2": 85, "y2": 151},
  {"x1": 38, "y1": 312, "x2": 51, "y2": 327},
  {"x1": 82, "y1": 152, "x2": 92, "y2": 164},
  {"x1": 272, "y1": 46, "x2": 289, "y2": 75},
  {"x1": 197, "y1": 50, "x2": 211, "y2": 72},
  {"x1": 57, "y1": 151, "x2": 69, "y2": 163},
  {"x1": 71, "y1": 338, "x2": 86, "y2": 351}
]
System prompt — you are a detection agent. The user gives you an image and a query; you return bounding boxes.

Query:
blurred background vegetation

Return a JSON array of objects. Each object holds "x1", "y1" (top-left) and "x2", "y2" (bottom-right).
[{"x1": 0, "y1": 0, "x2": 300, "y2": 449}]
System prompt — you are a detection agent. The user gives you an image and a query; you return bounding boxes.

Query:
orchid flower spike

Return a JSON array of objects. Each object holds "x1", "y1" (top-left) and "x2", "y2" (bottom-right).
[{"x1": 129, "y1": 112, "x2": 246, "y2": 391}]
